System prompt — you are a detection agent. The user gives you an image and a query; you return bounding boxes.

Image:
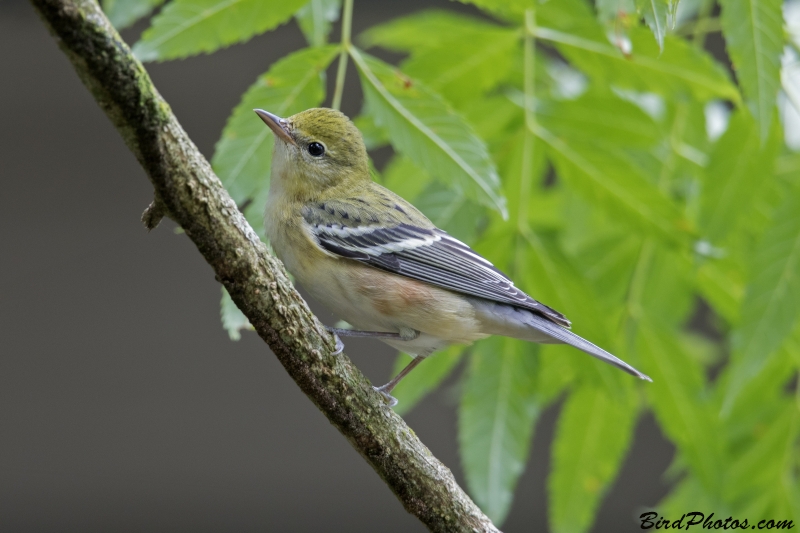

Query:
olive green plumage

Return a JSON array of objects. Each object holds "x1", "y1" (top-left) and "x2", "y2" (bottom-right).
[{"x1": 256, "y1": 107, "x2": 650, "y2": 405}]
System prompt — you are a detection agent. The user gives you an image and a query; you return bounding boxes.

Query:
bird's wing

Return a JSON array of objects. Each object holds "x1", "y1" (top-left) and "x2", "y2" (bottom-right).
[{"x1": 301, "y1": 199, "x2": 571, "y2": 327}]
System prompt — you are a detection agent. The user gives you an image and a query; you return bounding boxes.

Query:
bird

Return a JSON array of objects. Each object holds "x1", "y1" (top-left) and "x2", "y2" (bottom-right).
[{"x1": 254, "y1": 107, "x2": 651, "y2": 406}]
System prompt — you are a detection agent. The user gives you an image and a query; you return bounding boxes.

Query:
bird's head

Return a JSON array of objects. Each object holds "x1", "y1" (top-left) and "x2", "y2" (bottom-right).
[{"x1": 255, "y1": 107, "x2": 370, "y2": 199}]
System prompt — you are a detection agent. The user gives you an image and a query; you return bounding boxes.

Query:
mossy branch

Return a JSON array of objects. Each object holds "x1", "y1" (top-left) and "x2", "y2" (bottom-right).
[{"x1": 29, "y1": 0, "x2": 499, "y2": 531}]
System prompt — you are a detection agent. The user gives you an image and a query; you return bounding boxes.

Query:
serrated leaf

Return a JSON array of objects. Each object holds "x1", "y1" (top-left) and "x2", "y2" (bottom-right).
[
  {"x1": 221, "y1": 287, "x2": 252, "y2": 340},
  {"x1": 533, "y1": 91, "x2": 661, "y2": 148},
  {"x1": 720, "y1": 342, "x2": 796, "y2": 449},
  {"x1": 453, "y1": 0, "x2": 530, "y2": 20},
  {"x1": 636, "y1": 0, "x2": 669, "y2": 51},
  {"x1": 637, "y1": 321, "x2": 724, "y2": 495},
  {"x1": 351, "y1": 48, "x2": 507, "y2": 216},
  {"x1": 536, "y1": 0, "x2": 738, "y2": 102},
  {"x1": 721, "y1": 0, "x2": 784, "y2": 141},
  {"x1": 720, "y1": 329, "x2": 798, "y2": 440},
  {"x1": 390, "y1": 347, "x2": 465, "y2": 416},
  {"x1": 725, "y1": 402, "x2": 798, "y2": 505},
  {"x1": 571, "y1": 230, "x2": 642, "y2": 306},
  {"x1": 295, "y1": 0, "x2": 340, "y2": 47},
  {"x1": 699, "y1": 109, "x2": 781, "y2": 245},
  {"x1": 400, "y1": 29, "x2": 519, "y2": 106},
  {"x1": 102, "y1": 0, "x2": 165, "y2": 29},
  {"x1": 533, "y1": 123, "x2": 689, "y2": 245},
  {"x1": 459, "y1": 337, "x2": 540, "y2": 525},
  {"x1": 723, "y1": 186, "x2": 800, "y2": 413},
  {"x1": 133, "y1": 0, "x2": 311, "y2": 61},
  {"x1": 360, "y1": 9, "x2": 504, "y2": 53},
  {"x1": 212, "y1": 46, "x2": 338, "y2": 229},
  {"x1": 549, "y1": 386, "x2": 638, "y2": 533}
]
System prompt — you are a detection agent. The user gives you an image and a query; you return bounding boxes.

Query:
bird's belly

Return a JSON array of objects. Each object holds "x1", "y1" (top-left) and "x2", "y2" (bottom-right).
[{"x1": 292, "y1": 254, "x2": 488, "y2": 354}]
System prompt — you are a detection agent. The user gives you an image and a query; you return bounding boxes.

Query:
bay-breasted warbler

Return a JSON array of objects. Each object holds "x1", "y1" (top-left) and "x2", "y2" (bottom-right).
[{"x1": 255, "y1": 107, "x2": 650, "y2": 406}]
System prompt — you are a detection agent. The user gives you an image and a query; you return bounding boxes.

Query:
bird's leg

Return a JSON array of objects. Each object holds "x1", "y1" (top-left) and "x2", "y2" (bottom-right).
[
  {"x1": 373, "y1": 355, "x2": 425, "y2": 408},
  {"x1": 325, "y1": 326, "x2": 419, "y2": 357},
  {"x1": 325, "y1": 326, "x2": 419, "y2": 340},
  {"x1": 324, "y1": 325, "x2": 423, "y2": 406}
]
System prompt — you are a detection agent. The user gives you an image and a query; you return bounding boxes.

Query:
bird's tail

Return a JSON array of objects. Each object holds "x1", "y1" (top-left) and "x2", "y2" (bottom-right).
[
  {"x1": 523, "y1": 311, "x2": 651, "y2": 381},
  {"x1": 474, "y1": 300, "x2": 652, "y2": 381}
]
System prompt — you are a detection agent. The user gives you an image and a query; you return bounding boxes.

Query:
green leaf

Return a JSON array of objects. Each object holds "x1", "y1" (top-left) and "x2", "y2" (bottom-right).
[
  {"x1": 725, "y1": 401, "x2": 798, "y2": 506},
  {"x1": 351, "y1": 48, "x2": 507, "y2": 217},
  {"x1": 696, "y1": 257, "x2": 745, "y2": 324},
  {"x1": 452, "y1": 0, "x2": 529, "y2": 20},
  {"x1": 658, "y1": 476, "x2": 726, "y2": 517},
  {"x1": 413, "y1": 182, "x2": 485, "y2": 242},
  {"x1": 720, "y1": 330, "x2": 798, "y2": 440},
  {"x1": 399, "y1": 28, "x2": 520, "y2": 106},
  {"x1": 352, "y1": 110, "x2": 389, "y2": 150},
  {"x1": 723, "y1": 186, "x2": 800, "y2": 413},
  {"x1": 635, "y1": 0, "x2": 669, "y2": 51},
  {"x1": 720, "y1": 0, "x2": 784, "y2": 141},
  {"x1": 549, "y1": 386, "x2": 638, "y2": 533},
  {"x1": 637, "y1": 244, "x2": 695, "y2": 326},
  {"x1": 569, "y1": 229, "x2": 642, "y2": 306},
  {"x1": 360, "y1": 9, "x2": 505, "y2": 53},
  {"x1": 211, "y1": 46, "x2": 338, "y2": 225},
  {"x1": 596, "y1": 0, "x2": 636, "y2": 22},
  {"x1": 536, "y1": 0, "x2": 738, "y2": 102},
  {"x1": 133, "y1": 0, "x2": 311, "y2": 61},
  {"x1": 459, "y1": 337, "x2": 540, "y2": 525},
  {"x1": 637, "y1": 320, "x2": 724, "y2": 495},
  {"x1": 390, "y1": 347, "x2": 465, "y2": 416},
  {"x1": 533, "y1": 91, "x2": 661, "y2": 149},
  {"x1": 533, "y1": 123, "x2": 690, "y2": 245},
  {"x1": 536, "y1": 345, "x2": 577, "y2": 403},
  {"x1": 295, "y1": 0, "x2": 340, "y2": 47},
  {"x1": 221, "y1": 287, "x2": 252, "y2": 340},
  {"x1": 380, "y1": 154, "x2": 430, "y2": 203},
  {"x1": 102, "y1": 0, "x2": 165, "y2": 29},
  {"x1": 699, "y1": 110, "x2": 781, "y2": 244}
]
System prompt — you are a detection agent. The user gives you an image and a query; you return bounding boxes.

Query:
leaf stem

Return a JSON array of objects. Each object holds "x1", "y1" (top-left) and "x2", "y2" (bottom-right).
[{"x1": 331, "y1": 0, "x2": 353, "y2": 110}]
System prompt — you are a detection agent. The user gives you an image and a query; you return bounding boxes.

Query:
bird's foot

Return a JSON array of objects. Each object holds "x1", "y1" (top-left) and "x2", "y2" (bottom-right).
[
  {"x1": 331, "y1": 333, "x2": 345, "y2": 356},
  {"x1": 372, "y1": 384, "x2": 399, "y2": 408},
  {"x1": 398, "y1": 327, "x2": 420, "y2": 341}
]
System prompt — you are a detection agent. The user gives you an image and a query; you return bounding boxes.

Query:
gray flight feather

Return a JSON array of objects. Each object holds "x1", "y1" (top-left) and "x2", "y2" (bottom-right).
[{"x1": 472, "y1": 299, "x2": 651, "y2": 381}]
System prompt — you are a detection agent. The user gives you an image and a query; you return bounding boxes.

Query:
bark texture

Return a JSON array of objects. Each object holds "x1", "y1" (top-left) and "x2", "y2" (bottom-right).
[{"x1": 30, "y1": 1, "x2": 499, "y2": 531}]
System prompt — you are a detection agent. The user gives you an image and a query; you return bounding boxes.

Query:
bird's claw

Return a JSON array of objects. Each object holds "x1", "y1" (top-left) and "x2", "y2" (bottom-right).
[
  {"x1": 331, "y1": 333, "x2": 344, "y2": 356},
  {"x1": 373, "y1": 385, "x2": 399, "y2": 407}
]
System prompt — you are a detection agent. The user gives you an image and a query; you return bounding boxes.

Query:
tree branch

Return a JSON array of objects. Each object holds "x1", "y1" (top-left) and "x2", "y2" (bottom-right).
[{"x1": 29, "y1": 0, "x2": 499, "y2": 531}]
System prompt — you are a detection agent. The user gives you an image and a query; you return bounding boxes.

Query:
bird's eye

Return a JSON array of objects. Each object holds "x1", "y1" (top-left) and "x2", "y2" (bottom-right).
[{"x1": 307, "y1": 142, "x2": 325, "y2": 157}]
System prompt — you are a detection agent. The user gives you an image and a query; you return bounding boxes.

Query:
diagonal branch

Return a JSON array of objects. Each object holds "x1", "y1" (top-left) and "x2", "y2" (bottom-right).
[{"x1": 29, "y1": 1, "x2": 499, "y2": 531}]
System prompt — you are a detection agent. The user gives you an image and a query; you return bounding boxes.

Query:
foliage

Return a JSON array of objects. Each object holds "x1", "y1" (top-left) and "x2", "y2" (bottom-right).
[{"x1": 112, "y1": 0, "x2": 800, "y2": 528}]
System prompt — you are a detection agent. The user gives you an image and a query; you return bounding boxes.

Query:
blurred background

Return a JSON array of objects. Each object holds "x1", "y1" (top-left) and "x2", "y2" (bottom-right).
[{"x1": 1, "y1": 0, "x2": 683, "y2": 530}]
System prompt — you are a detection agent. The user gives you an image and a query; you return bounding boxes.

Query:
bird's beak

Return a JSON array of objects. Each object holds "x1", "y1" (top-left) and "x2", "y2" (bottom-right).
[{"x1": 254, "y1": 109, "x2": 296, "y2": 146}]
